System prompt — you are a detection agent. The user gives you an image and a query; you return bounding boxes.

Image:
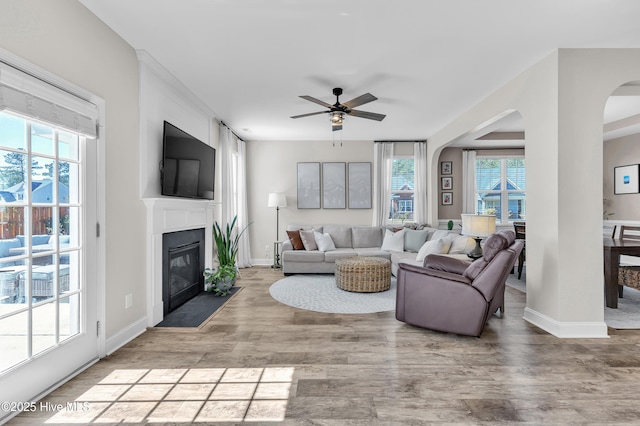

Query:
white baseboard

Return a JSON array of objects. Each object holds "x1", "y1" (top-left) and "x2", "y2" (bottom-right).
[
  {"x1": 105, "y1": 316, "x2": 148, "y2": 356},
  {"x1": 523, "y1": 307, "x2": 609, "y2": 338}
]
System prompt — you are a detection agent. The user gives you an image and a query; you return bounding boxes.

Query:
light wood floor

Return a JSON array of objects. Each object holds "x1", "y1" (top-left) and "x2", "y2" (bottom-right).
[{"x1": 8, "y1": 266, "x2": 640, "y2": 425}]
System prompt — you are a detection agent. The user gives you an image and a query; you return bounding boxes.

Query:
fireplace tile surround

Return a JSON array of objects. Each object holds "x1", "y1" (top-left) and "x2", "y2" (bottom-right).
[{"x1": 144, "y1": 198, "x2": 217, "y2": 326}]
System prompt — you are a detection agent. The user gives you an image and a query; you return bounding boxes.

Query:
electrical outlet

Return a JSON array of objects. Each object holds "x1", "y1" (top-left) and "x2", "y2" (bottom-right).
[
  {"x1": 265, "y1": 244, "x2": 270, "y2": 258},
  {"x1": 125, "y1": 294, "x2": 133, "y2": 309}
]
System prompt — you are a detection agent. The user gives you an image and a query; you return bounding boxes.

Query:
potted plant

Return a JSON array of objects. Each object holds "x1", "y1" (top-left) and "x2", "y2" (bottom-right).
[{"x1": 204, "y1": 215, "x2": 249, "y2": 296}]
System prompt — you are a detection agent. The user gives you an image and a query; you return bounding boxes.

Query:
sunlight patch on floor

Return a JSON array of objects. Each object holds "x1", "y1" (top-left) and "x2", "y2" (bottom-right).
[{"x1": 44, "y1": 367, "x2": 294, "y2": 423}]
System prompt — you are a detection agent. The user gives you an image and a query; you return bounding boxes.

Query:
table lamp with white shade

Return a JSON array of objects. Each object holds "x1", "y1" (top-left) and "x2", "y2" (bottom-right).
[
  {"x1": 461, "y1": 214, "x2": 496, "y2": 259},
  {"x1": 268, "y1": 192, "x2": 287, "y2": 267}
]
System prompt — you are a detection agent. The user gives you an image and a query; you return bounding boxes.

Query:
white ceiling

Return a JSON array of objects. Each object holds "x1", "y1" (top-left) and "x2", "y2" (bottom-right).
[{"x1": 78, "y1": 0, "x2": 640, "y2": 144}]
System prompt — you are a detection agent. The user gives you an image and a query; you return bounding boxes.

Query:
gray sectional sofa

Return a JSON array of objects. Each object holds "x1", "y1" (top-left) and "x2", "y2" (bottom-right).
[{"x1": 281, "y1": 224, "x2": 474, "y2": 276}]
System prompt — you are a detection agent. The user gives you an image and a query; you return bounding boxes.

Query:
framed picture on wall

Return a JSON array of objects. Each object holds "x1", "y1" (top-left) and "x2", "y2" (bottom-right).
[
  {"x1": 614, "y1": 164, "x2": 640, "y2": 194},
  {"x1": 441, "y1": 177, "x2": 452, "y2": 190},
  {"x1": 297, "y1": 162, "x2": 321, "y2": 208},
  {"x1": 322, "y1": 162, "x2": 346, "y2": 209},
  {"x1": 442, "y1": 192, "x2": 453, "y2": 205},
  {"x1": 348, "y1": 162, "x2": 372, "y2": 209},
  {"x1": 441, "y1": 161, "x2": 452, "y2": 175}
]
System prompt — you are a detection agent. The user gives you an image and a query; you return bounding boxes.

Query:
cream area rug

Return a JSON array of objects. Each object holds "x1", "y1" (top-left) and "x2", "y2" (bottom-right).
[
  {"x1": 269, "y1": 274, "x2": 396, "y2": 314},
  {"x1": 505, "y1": 271, "x2": 640, "y2": 329}
]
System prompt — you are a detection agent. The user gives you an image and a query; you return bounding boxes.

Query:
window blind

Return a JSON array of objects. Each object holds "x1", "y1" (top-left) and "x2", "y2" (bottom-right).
[{"x1": 0, "y1": 62, "x2": 98, "y2": 138}]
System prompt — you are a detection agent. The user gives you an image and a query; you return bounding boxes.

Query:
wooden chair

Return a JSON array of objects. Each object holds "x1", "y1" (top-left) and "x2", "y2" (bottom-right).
[
  {"x1": 617, "y1": 226, "x2": 640, "y2": 297},
  {"x1": 513, "y1": 221, "x2": 526, "y2": 279}
]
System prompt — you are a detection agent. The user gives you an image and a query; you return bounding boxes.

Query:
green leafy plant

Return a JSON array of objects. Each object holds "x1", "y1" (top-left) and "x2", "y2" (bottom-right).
[
  {"x1": 204, "y1": 215, "x2": 250, "y2": 296},
  {"x1": 204, "y1": 265, "x2": 237, "y2": 296}
]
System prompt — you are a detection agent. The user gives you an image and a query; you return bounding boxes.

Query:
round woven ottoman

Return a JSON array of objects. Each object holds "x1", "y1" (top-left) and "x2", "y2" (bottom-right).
[{"x1": 335, "y1": 256, "x2": 391, "y2": 293}]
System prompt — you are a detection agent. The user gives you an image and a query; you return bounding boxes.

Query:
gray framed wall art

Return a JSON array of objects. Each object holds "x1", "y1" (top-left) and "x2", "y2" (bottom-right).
[
  {"x1": 348, "y1": 162, "x2": 372, "y2": 209},
  {"x1": 614, "y1": 164, "x2": 640, "y2": 194},
  {"x1": 297, "y1": 162, "x2": 321, "y2": 208},
  {"x1": 322, "y1": 162, "x2": 346, "y2": 209}
]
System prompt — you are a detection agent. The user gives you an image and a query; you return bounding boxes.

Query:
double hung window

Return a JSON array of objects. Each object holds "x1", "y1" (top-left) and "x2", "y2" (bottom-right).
[
  {"x1": 475, "y1": 157, "x2": 526, "y2": 224},
  {"x1": 389, "y1": 157, "x2": 414, "y2": 222}
]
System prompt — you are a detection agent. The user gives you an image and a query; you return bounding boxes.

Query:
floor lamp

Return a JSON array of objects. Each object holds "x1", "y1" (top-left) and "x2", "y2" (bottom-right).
[{"x1": 268, "y1": 192, "x2": 287, "y2": 268}]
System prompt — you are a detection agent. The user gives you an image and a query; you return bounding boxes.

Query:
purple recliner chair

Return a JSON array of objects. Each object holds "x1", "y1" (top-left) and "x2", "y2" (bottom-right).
[{"x1": 395, "y1": 230, "x2": 524, "y2": 337}]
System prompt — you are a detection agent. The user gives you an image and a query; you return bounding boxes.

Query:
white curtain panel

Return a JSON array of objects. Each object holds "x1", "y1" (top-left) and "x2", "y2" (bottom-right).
[
  {"x1": 236, "y1": 139, "x2": 252, "y2": 268},
  {"x1": 462, "y1": 149, "x2": 477, "y2": 214},
  {"x1": 372, "y1": 142, "x2": 394, "y2": 226},
  {"x1": 413, "y1": 141, "x2": 428, "y2": 224},
  {"x1": 219, "y1": 125, "x2": 252, "y2": 268}
]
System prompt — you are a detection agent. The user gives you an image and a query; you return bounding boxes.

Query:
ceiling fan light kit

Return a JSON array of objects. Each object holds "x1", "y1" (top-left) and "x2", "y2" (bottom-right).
[{"x1": 291, "y1": 87, "x2": 385, "y2": 132}]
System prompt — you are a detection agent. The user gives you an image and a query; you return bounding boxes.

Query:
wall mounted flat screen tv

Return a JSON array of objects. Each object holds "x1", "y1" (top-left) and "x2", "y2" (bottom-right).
[{"x1": 161, "y1": 121, "x2": 215, "y2": 200}]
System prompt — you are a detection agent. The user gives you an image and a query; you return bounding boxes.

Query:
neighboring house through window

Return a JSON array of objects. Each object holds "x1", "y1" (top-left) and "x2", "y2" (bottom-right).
[
  {"x1": 389, "y1": 157, "x2": 414, "y2": 222},
  {"x1": 475, "y1": 156, "x2": 526, "y2": 224}
]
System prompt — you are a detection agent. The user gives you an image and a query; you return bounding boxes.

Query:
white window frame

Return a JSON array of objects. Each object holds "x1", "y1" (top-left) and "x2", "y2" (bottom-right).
[
  {"x1": 0, "y1": 48, "x2": 106, "y2": 419},
  {"x1": 389, "y1": 155, "x2": 415, "y2": 223},
  {"x1": 475, "y1": 155, "x2": 525, "y2": 225}
]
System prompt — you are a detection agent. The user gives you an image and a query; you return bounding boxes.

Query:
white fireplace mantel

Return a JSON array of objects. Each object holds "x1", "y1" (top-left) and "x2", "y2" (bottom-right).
[{"x1": 144, "y1": 197, "x2": 217, "y2": 326}]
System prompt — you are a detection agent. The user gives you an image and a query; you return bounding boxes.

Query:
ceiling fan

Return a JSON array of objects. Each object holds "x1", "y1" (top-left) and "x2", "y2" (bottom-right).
[{"x1": 291, "y1": 87, "x2": 386, "y2": 131}]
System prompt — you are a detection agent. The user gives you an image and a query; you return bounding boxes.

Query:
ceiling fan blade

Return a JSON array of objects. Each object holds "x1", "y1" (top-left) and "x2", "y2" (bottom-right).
[
  {"x1": 291, "y1": 111, "x2": 329, "y2": 119},
  {"x1": 348, "y1": 109, "x2": 386, "y2": 121},
  {"x1": 299, "y1": 95, "x2": 332, "y2": 109},
  {"x1": 342, "y1": 93, "x2": 377, "y2": 109}
]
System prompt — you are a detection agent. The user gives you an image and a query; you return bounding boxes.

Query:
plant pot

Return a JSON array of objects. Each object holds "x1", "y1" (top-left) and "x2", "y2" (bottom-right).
[{"x1": 208, "y1": 275, "x2": 236, "y2": 296}]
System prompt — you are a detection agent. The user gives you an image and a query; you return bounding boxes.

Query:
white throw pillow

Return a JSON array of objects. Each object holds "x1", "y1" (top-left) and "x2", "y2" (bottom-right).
[
  {"x1": 416, "y1": 238, "x2": 452, "y2": 262},
  {"x1": 299, "y1": 229, "x2": 318, "y2": 251},
  {"x1": 447, "y1": 234, "x2": 476, "y2": 254},
  {"x1": 314, "y1": 231, "x2": 336, "y2": 252},
  {"x1": 430, "y1": 229, "x2": 452, "y2": 241},
  {"x1": 381, "y1": 228, "x2": 405, "y2": 252}
]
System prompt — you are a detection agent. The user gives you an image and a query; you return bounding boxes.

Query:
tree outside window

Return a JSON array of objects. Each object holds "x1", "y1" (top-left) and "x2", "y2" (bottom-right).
[{"x1": 475, "y1": 157, "x2": 525, "y2": 224}]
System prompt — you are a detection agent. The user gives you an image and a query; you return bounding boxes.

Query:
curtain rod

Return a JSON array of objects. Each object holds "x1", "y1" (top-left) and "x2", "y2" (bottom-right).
[
  {"x1": 218, "y1": 120, "x2": 244, "y2": 142},
  {"x1": 374, "y1": 140, "x2": 427, "y2": 143}
]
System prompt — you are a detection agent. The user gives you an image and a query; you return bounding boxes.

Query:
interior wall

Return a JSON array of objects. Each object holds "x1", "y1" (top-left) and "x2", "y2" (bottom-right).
[
  {"x1": 0, "y1": 0, "x2": 145, "y2": 338},
  {"x1": 137, "y1": 51, "x2": 219, "y2": 200},
  {"x1": 437, "y1": 148, "x2": 463, "y2": 219},
  {"x1": 427, "y1": 49, "x2": 640, "y2": 337},
  {"x1": 603, "y1": 134, "x2": 640, "y2": 220},
  {"x1": 246, "y1": 140, "x2": 375, "y2": 263}
]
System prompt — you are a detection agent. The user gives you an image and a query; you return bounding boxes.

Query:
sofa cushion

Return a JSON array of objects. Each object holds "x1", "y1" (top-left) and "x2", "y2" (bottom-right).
[
  {"x1": 447, "y1": 234, "x2": 476, "y2": 254},
  {"x1": 462, "y1": 233, "x2": 509, "y2": 281},
  {"x1": 299, "y1": 230, "x2": 317, "y2": 251},
  {"x1": 381, "y1": 228, "x2": 405, "y2": 252},
  {"x1": 481, "y1": 233, "x2": 508, "y2": 262},
  {"x1": 355, "y1": 248, "x2": 392, "y2": 259},
  {"x1": 324, "y1": 248, "x2": 358, "y2": 263},
  {"x1": 352, "y1": 226, "x2": 383, "y2": 248},
  {"x1": 416, "y1": 238, "x2": 452, "y2": 262},
  {"x1": 0, "y1": 238, "x2": 21, "y2": 260},
  {"x1": 314, "y1": 231, "x2": 336, "y2": 252},
  {"x1": 286, "y1": 230, "x2": 304, "y2": 250},
  {"x1": 282, "y1": 250, "x2": 325, "y2": 262},
  {"x1": 404, "y1": 229, "x2": 430, "y2": 252},
  {"x1": 430, "y1": 229, "x2": 454, "y2": 241},
  {"x1": 497, "y1": 229, "x2": 516, "y2": 245},
  {"x1": 323, "y1": 226, "x2": 352, "y2": 248}
]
